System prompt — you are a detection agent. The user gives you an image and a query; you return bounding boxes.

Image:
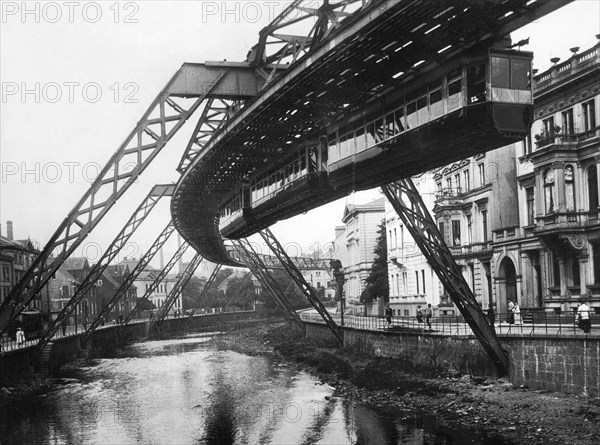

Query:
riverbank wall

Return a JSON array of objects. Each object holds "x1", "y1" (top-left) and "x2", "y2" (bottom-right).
[
  {"x1": 305, "y1": 322, "x2": 600, "y2": 397},
  {"x1": 0, "y1": 311, "x2": 257, "y2": 386}
]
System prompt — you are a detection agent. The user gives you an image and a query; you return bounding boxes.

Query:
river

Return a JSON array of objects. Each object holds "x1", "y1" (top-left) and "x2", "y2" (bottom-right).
[{"x1": 1, "y1": 333, "x2": 509, "y2": 444}]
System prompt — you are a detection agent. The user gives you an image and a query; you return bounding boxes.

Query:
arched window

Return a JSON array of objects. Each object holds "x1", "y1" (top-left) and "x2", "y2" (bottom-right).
[
  {"x1": 564, "y1": 164, "x2": 575, "y2": 211},
  {"x1": 543, "y1": 169, "x2": 555, "y2": 213},
  {"x1": 588, "y1": 165, "x2": 599, "y2": 210}
]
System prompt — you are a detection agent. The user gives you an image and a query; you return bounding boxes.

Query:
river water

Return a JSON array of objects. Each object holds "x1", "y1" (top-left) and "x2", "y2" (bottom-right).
[{"x1": 1, "y1": 333, "x2": 508, "y2": 444}]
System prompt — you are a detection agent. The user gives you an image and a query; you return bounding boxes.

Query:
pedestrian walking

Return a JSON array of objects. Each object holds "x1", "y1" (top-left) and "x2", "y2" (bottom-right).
[
  {"x1": 16, "y1": 327, "x2": 25, "y2": 347},
  {"x1": 576, "y1": 298, "x2": 591, "y2": 334},
  {"x1": 385, "y1": 306, "x2": 393, "y2": 327},
  {"x1": 425, "y1": 303, "x2": 433, "y2": 330},
  {"x1": 83, "y1": 316, "x2": 88, "y2": 331},
  {"x1": 416, "y1": 305, "x2": 424, "y2": 323},
  {"x1": 61, "y1": 320, "x2": 67, "y2": 336}
]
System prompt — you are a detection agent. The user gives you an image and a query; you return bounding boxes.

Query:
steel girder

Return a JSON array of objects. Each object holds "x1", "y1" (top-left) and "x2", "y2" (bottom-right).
[
  {"x1": 259, "y1": 228, "x2": 342, "y2": 344},
  {"x1": 152, "y1": 253, "x2": 203, "y2": 324},
  {"x1": 226, "y1": 243, "x2": 331, "y2": 271},
  {"x1": 123, "y1": 241, "x2": 190, "y2": 325},
  {"x1": 0, "y1": 63, "x2": 255, "y2": 332},
  {"x1": 381, "y1": 179, "x2": 509, "y2": 375},
  {"x1": 233, "y1": 239, "x2": 305, "y2": 333},
  {"x1": 184, "y1": 263, "x2": 223, "y2": 326},
  {"x1": 79, "y1": 221, "x2": 177, "y2": 344},
  {"x1": 31, "y1": 185, "x2": 173, "y2": 350}
]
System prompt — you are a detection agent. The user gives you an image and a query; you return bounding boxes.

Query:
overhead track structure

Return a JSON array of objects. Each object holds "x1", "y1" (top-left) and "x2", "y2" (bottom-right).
[
  {"x1": 382, "y1": 179, "x2": 508, "y2": 374},
  {"x1": 152, "y1": 253, "x2": 203, "y2": 324},
  {"x1": 172, "y1": 0, "x2": 571, "y2": 267},
  {"x1": 184, "y1": 263, "x2": 223, "y2": 326},
  {"x1": 123, "y1": 241, "x2": 190, "y2": 326},
  {"x1": 79, "y1": 220, "x2": 177, "y2": 344},
  {"x1": 233, "y1": 239, "x2": 306, "y2": 334},
  {"x1": 32, "y1": 184, "x2": 173, "y2": 351},
  {"x1": 1, "y1": 62, "x2": 276, "y2": 331},
  {"x1": 259, "y1": 228, "x2": 342, "y2": 344}
]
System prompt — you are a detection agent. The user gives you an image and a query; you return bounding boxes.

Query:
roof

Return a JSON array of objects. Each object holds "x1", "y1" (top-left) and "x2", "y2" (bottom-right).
[
  {"x1": 63, "y1": 257, "x2": 89, "y2": 271},
  {"x1": 342, "y1": 197, "x2": 386, "y2": 222}
]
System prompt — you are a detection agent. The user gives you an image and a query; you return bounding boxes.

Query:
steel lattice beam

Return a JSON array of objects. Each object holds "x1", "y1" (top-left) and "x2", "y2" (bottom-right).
[
  {"x1": 259, "y1": 228, "x2": 342, "y2": 344},
  {"x1": 226, "y1": 243, "x2": 331, "y2": 271},
  {"x1": 122, "y1": 241, "x2": 190, "y2": 325},
  {"x1": 382, "y1": 179, "x2": 508, "y2": 375},
  {"x1": 0, "y1": 63, "x2": 244, "y2": 333},
  {"x1": 234, "y1": 239, "x2": 305, "y2": 334},
  {"x1": 79, "y1": 221, "x2": 177, "y2": 344},
  {"x1": 184, "y1": 263, "x2": 223, "y2": 326},
  {"x1": 31, "y1": 185, "x2": 173, "y2": 349},
  {"x1": 152, "y1": 253, "x2": 203, "y2": 324}
]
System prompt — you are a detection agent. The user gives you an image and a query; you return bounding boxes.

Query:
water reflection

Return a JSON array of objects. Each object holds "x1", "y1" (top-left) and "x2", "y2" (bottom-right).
[{"x1": 0, "y1": 333, "x2": 508, "y2": 444}]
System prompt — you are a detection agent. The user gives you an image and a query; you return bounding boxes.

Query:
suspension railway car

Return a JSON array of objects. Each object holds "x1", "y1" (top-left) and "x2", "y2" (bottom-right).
[{"x1": 219, "y1": 48, "x2": 533, "y2": 239}]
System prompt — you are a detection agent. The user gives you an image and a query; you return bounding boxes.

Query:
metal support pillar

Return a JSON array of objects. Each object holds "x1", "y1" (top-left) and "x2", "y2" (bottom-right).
[
  {"x1": 382, "y1": 179, "x2": 509, "y2": 374},
  {"x1": 184, "y1": 264, "x2": 222, "y2": 327},
  {"x1": 233, "y1": 239, "x2": 305, "y2": 334},
  {"x1": 259, "y1": 228, "x2": 343, "y2": 345},
  {"x1": 122, "y1": 242, "x2": 190, "y2": 326},
  {"x1": 330, "y1": 259, "x2": 345, "y2": 326},
  {"x1": 152, "y1": 253, "x2": 203, "y2": 324},
  {"x1": 32, "y1": 185, "x2": 173, "y2": 350},
  {"x1": 79, "y1": 221, "x2": 176, "y2": 344}
]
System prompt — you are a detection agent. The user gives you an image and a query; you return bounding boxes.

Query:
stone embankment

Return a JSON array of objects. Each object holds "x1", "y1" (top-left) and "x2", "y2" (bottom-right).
[{"x1": 217, "y1": 322, "x2": 600, "y2": 445}]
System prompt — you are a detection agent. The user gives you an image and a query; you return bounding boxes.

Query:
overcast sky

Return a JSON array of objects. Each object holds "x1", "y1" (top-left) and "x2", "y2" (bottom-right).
[{"x1": 1, "y1": 0, "x2": 599, "y2": 269}]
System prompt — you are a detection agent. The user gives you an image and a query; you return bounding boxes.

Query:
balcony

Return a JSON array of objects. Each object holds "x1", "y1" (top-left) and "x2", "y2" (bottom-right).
[
  {"x1": 535, "y1": 209, "x2": 600, "y2": 233},
  {"x1": 435, "y1": 187, "x2": 463, "y2": 201},
  {"x1": 534, "y1": 127, "x2": 600, "y2": 151},
  {"x1": 534, "y1": 43, "x2": 600, "y2": 92},
  {"x1": 448, "y1": 242, "x2": 491, "y2": 259}
]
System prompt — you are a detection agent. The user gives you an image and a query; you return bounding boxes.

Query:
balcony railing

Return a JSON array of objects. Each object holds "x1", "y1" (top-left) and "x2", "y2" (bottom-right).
[
  {"x1": 534, "y1": 127, "x2": 600, "y2": 149},
  {"x1": 536, "y1": 210, "x2": 600, "y2": 228},
  {"x1": 435, "y1": 187, "x2": 462, "y2": 200}
]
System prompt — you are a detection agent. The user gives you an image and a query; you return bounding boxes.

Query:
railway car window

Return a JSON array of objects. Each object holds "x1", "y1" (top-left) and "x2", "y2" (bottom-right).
[
  {"x1": 328, "y1": 134, "x2": 338, "y2": 163},
  {"x1": 309, "y1": 146, "x2": 318, "y2": 172},
  {"x1": 375, "y1": 118, "x2": 385, "y2": 142},
  {"x1": 511, "y1": 58, "x2": 530, "y2": 90},
  {"x1": 467, "y1": 64, "x2": 486, "y2": 104},
  {"x1": 406, "y1": 101, "x2": 417, "y2": 129},
  {"x1": 339, "y1": 134, "x2": 349, "y2": 158},
  {"x1": 366, "y1": 122, "x2": 376, "y2": 147},
  {"x1": 395, "y1": 108, "x2": 405, "y2": 132},
  {"x1": 300, "y1": 153, "x2": 307, "y2": 175},
  {"x1": 491, "y1": 56, "x2": 510, "y2": 88},
  {"x1": 416, "y1": 96, "x2": 428, "y2": 125},
  {"x1": 429, "y1": 88, "x2": 443, "y2": 119},
  {"x1": 355, "y1": 127, "x2": 366, "y2": 152},
  {"x1": 386, "y1": 113, "x2": 397, "y2": 137}
]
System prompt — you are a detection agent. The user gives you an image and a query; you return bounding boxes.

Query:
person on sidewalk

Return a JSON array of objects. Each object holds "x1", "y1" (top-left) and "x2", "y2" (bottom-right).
[
  {"x1": 16, "y1": 327, "x2": 25, "y2": 347},
  {"x1": 513, "y1": 301, "x2": 521, "y2": 325},
  {"x1": 385, "y1": 306, "x2": 393, "y2": 327},
  {"x1": 425, "y1": 304, "x2": 433, "y2": 330},
  {"x1": 576, "y1": 298, "x2": 591, "y2": 334}
]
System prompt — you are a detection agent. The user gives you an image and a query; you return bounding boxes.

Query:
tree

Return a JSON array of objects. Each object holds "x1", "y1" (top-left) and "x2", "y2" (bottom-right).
[
  {"x1": 225, "y1": 272, "x2": 256, "y2": 310},
  {"x1": 182, "y1": 267, "x2": 234, "y2": 310},
  {"x1": 360, "y1": 219, "x2": 389, "y2": 304}
]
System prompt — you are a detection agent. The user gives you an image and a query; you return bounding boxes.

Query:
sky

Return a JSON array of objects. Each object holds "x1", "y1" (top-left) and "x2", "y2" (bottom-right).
[{"x1": 1, "y1": 0, "x2": 599, "y2": 270}]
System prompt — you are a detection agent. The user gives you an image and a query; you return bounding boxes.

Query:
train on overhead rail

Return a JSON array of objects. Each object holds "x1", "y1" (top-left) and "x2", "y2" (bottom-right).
[{"x1": 218, "y1": 47, "x2": 533, "y2": 239}]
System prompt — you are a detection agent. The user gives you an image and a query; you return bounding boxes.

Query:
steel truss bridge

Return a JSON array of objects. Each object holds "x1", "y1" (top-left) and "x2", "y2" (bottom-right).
[{"x1": 0, "y1": 0, "x2": 571, "y2": 375}]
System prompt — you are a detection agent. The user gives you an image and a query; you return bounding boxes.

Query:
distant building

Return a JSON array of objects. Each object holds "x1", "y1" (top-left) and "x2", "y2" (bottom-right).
[{"x1": 331, "y1": 197, "x2": 385, "y2": 314}]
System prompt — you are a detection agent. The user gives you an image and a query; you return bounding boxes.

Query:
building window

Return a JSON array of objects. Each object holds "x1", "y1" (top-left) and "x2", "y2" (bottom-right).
[
  {"x1": 62, "y1": 285, "x2": 70, "y2": 297},
  {"x1": 478, "y1": 163, "x2": 486, "y2": 187},
  {"x1": 552, "y1": 252, "x2": 561, "y2": 287},
  {"x1": 463, "y1": 170, "x2": 470, "y2": 192},
  {"x1": 564, "y1": 165, "x2": 575, "y2": 212},
  {"x1": 592, "y1": 241, "x2": 600, "y2": 284},
  {"x1": 436, "y1": 182, "x2": 442, "y2": 192},
  {"x1": 588, "y1": 165, "x2": 598, "y2": 210},
  {"x1": 544, "y1": 169, "x2": 555, "y2": 213},
  {"x1": 438, "y1": 221, "x2": 445, "y2": 241},
  {"x1": 1, "y1": 265, "x2": 10, "y2": 282},
  {"x1": 415, "y1": 271, "x2": 420, "y2": 294},
  {"x1": 467, "y1": 215, "x2": 472, "y2": 244},
  {"x1": 393, "y1": 228, "x2": 397, "y2": 249},
  {"x1": 524, "y1": 134, "x2": 533, "y2": 156},
  {"x1": 404, "y1": 309, "x2": 409, "y2": 316},
  {"x1": 454, "y1": 174, "x2": 461, "y2": 193},
  {"x1": 452, "y1": 220, "x2": 461, "y2": 246},
  {"x1": 481, "y1": 210, "x2": 488, "y2": 242},
  {"x1": 543, "y1": 116, "x2": 555, "y2": 134},
  {"x1": 582, "y1": 99, "x2": 596, "y2": 132},
  {"x1": 446, "y1": 177, "x2": 452, "y2": 190},
  {"x1": 526, "y1": 187, "x2": 535, "y2": 225},
  {"x1": 421, "y1": 270, "x2": 426, "y2": 295},
  {"x1": 402, "y1": 272, "x2": 408, "y2": 295},
  {"x1": 399, "y1": 226, "x2": 404, "y2": 250},
  {"x1": 561, "y1": 108, "x2": 574, "y2": 135}
]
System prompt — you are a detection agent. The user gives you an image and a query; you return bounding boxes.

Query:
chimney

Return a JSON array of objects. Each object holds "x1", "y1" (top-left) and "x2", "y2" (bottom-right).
[
  {"x1": 159, "y1": 247, "x2": 165, "y2": 269},
  {"x1": 334, "y1": 225, "x2": 345, "y2": 239},
  {"x1": 7, "y1": 221, "x2": 14, "y2": 241}
]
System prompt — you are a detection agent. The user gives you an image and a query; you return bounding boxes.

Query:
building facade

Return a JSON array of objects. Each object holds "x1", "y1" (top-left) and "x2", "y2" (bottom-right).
[{"x1": 332, "y1": 198, "x2": 385, "y2": 314}]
